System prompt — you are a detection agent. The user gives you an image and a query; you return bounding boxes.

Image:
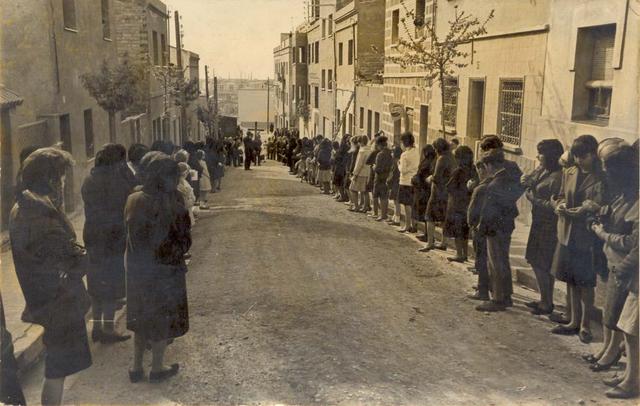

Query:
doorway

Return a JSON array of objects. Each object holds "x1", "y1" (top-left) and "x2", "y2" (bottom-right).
[
  {"x1": 59, "y1": 114, "x2": 75, "y2": 212},
  {"x1": 466, "y1": 79, "x2": 485, "y2": 144}
]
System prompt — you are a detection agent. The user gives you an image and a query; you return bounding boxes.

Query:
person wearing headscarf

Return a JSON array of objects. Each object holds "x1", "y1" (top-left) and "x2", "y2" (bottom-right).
[
  {"x1": 332, "y1": 135, "x2": 350, "y2": 201},
  {"x1": 125, "y1": 152, "x2": 191, "y2": 383},
  {"x1": 424, "y1": 137, "x2": 456, "y2": 249},
  {"x1": 586, "y1": 143, "x2": 637, "y2": 383},
  {"x1": 372, "y1": 135, "x2": 393, "y2": 221},
  {"x1": 10, "y1": 148, "x2": 91, "y2": 405},
  {"x1": 414, "y1": 144, "x2": 436, "y2": 243},
  {"x1": 521, "y1": 139, "x2": 564, "y2": 315},
  {"x1": 443, "y1": 145, "x2": 475, "y2": 262},
  {"x1": 317, "y1": 138, "x2": 333, "y2": 194},
  {"x1": 82, "y1": 144, "x2": 136, "y2": 344}
]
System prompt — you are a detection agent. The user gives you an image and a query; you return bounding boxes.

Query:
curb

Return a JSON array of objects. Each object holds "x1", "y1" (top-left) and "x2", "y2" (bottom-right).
[{"x1": 15, "y1": 307, "x2": 128, "y2": 375}]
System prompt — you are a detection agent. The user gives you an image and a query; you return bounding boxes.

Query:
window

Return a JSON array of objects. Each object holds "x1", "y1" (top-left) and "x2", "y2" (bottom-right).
[
  {"x1": 300, "y1": 46, "x2": 306, "y2": 64},
  {"x1": 313, "y1": 0, "x2": 320, "y2": 19},
  {"x1": 338, "y1": 42, "x2": 344, "y2": 65},
  {"x1": 152, "y1": 31, "x2": 159, "y2": 65},
  {"x1": 348, "y1": 40, "x2": 354, "y2": 65},
  {"x1": 315, "y1": 41, "x2": 320, "y2": 63},
  {"x1": 314, "y1": 86, "x2": 319, "y2": 108},
  {"x1": 160, "y1": 34, "x2": 166, "y2": 66},
  {"x1": 328, "y1": 69, "x2": 333, "y2": 90},
  {"x1": 328, "y1": 15, "x2": 333, "y2": 35},
  {"x1": 367, "y1": 110, "x2": 372, "y2": 136},
  {"x1": 83, "y1": 109, "x2": 94, "y2": 158},
  {"x1": 321, "y1": 69, "x2": 326, "y2": 90},
  {"x1": 392, "y1": 9, "x2": 400, "y2": 44},
  {"x1": 348, "y1": 113, "x2": 354, "y2": 133},
  {"x1": 322, "y1": 19, "x2": 326, "y2": 38},
  {"x1": 443, "y1": 77, "x2": 458, "y2": 129},
  {"x1": 374, "y1": 112, "x2": 380, "y2": 133},
  {"x1": 572, "y1": 24, "x2": 615, "y2": 125},
  {"x1": 63, "y1": 0, "x2": 77, "y2": 30},
  {"x1": 359, "y1": 107, "x2": 364, "y2": 128},
  {"x1": 307, "y1": 85, "x2": 311, "y2": 103},
  {"x1": 101, "y1": 0, "x2": 111, "y2": 39},
  {"x1": 497, "y1": 79, "x2": 524, "y2": 146}
]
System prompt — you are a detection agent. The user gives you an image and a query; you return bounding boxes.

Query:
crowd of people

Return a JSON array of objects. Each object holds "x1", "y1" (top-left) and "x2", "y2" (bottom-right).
[
  {"x1": 270, "y1": 129, "x2": 639, "y2": 400},
  {"x1": 1, "y1": 126, "x2": 638, "y2": 405},
  {"x1": 4, "y1": 135, "x2": 243, "y2": 405}
]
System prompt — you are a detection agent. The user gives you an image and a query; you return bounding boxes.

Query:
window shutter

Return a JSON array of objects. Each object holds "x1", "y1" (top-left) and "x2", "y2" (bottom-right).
[{"x1": 591, "y1": 32, "x2": 614, "y2": 80}]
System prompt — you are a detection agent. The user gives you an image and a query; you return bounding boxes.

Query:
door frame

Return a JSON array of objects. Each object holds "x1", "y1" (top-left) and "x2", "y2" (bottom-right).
[{"x1": 466, "y1": 77, "x2": 486, "y2": 141}]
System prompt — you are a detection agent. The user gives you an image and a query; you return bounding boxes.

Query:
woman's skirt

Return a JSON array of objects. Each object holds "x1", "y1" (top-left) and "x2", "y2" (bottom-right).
[
  {"x1": 43, "y1": 317, "x2": 92, "y2": 379},
  {"x1": 397, "y1": 185, "x2": 414, "y2": 206},
  {"x1": 551, "y1": 240, "x2": 597, "y2": 288},
  {"x1": 617, "y1": 292, "x2": 639, "y2": 336},
  {"x1": 318, "y1": 169, "x2": 332, "y2": 183},
  {"x1": 603, "y1": 272, "x2": 631, "y2": 330},
  {"x1": 443, "y1": 212, "x2": 470, "y2": 239}
]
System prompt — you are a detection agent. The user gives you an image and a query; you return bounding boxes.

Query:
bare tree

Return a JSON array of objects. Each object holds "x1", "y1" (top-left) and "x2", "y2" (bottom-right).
[
  {"x1": 384, "y1": 1, "x2": 494, "y2": 137},
  {"x1": 81, "y1": 56, "x2": 145, "y2": 143}
]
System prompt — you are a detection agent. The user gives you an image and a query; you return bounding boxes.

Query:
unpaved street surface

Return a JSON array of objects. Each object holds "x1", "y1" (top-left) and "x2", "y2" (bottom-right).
[{"x1": 21, "y1": 161, "x2": 633, "y2": 405}]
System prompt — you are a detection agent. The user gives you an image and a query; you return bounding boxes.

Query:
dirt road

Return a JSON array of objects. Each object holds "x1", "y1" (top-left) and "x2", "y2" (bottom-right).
[{"x1": 20, "y1": 161, "x2": 631, "y2": 405}]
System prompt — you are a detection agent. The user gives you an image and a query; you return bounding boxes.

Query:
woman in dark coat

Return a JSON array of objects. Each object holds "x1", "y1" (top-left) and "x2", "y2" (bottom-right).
[
  {"x1": 522, "y1": 139, "x2": 564, "y2": 315},
  {"x1": 10, "y1": 148, "x2": 91, "y2": 405},
  {"x1": 551, "y1": 135, "x2": 606, "y2": 344},
  {"x1": 425, "y1": 138, "x2": 457, "y2": 250},
  {"x1": 586, "y1": 144, "x2": 638, "y2": 376},
  {"x1": 386, "y1": 146, "x2": 403, "y2": 226},
  {"x1": 125, "y1": 151, "x2": 191, "y2": 383},
  {"x1": 82, "y1": 144, "x2": 135, "y2": 343},
  {"x1": 333, "y1": 135, "x2": 350, "y2": 202},
  {"x1": 443, "y1": 145, "x2": 475, "y2": 262},
  {"x1": 413, "y1": 145, "x2": 436, "y2": 241}
]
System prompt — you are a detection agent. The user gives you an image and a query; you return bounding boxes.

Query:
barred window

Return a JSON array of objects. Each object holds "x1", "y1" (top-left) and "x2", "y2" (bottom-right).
[
  {"x1": 497, "y1": 80, "x2": 524, "y2": 146},
  {"x1": 443, "y1": 77, "x2": 458, "y2": 129}
]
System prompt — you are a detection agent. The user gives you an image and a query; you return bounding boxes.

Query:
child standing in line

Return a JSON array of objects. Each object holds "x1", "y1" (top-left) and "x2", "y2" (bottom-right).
[
  {"x1": 197, "y1": 150, "x2": 212, "y2": 210},
  {"x1": 177, "y1": 162, "x2": 196, "y2": 225}
]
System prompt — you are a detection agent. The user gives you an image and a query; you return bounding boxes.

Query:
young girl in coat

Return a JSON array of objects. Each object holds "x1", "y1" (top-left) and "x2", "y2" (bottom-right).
[
  {"x1": 196, "y1": 150, "x2": 212, "y2": 210},
  {"x1": 177, "y1": 162, "x2": 196, "y2": 226}
]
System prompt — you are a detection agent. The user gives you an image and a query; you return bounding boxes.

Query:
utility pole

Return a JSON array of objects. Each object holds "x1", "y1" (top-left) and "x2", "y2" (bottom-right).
[
  {"x1": 175, "y1": 10, "x2": 187, "y2": 144},
  {"x1": 205, "y1": 65, "x2": 212, "y2": 138},
  {"x1": 266, "y1": 77, "x2": 270, "y2": 135},
  {"x1": 213, "y1": 76, "x2": 219, "y2": 139}
]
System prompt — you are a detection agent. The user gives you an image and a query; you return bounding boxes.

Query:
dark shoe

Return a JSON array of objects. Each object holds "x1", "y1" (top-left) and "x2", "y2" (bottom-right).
[
  {"x1": 551, "y1": 325, "x2": 579, "y2": 335},
  {"x1": 475, "y1": 301, "x2": 507, "y2": 312},
  {"x1": 590, "y1": 351, "x2": 622, "y2": 372},
  {"x1": 467, "y1": 292, "x2": 490, "y2": 301},
  {"x1": 418, "y1": 245, "x2": 435, "y2": 252},
  {"x1": 603, "y1": 376, "x2": 624, "y2": 387},
  {"x1": 605, "y1": 386, "x2": 639, "y2": 399},
  {"x1": 582, "y1": 353, "x2": 599, "y2": 364},
  {"x1": 434, "y1": 244, "x2": 447, "y2": 251},
  {"x1": 100, "y1": 331, "x2": 131, "y2": 344},
  {"x1": 129, "y1": 369, "x2": 145, "y2": 383},
  {"x1": 91, "y1": 329, "x2": 103, "y2": 343},
  {"x1": 531, "y1": 305, "x2": 554, "y2": 315},
  {"x1": 525, "y1": 301, "x2": 540, "y2": 309},
  {"x1": 447, "y1": 256, "x2": 467, "y2": 263},
  {"x1": 549, "y1": 312, "x2": 571, "y2": 325},
  {"x1": 149, "y1": 364, "x2": 180, "y2": 383},
  {"x1": 579, "y1": 329, "x2": 593, "y2": 344}
]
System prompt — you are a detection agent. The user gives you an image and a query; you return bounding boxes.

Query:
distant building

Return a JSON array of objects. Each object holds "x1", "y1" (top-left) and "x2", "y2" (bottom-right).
[{"x1": 238, "y1": 87, "x2": 276, "y2": 132}]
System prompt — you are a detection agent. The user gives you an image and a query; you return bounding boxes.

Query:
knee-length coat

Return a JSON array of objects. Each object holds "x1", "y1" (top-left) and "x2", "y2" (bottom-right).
[
  {"x1": 524, "y1": 167, "x2": 562, "y2": 271},
  {"x1": 427, "y1": 152, "x2": 456, "y2": 222},
  {"x1": 82, "y1": 163, "x2": 135, "y2": 301},
  {"x1": 125, "y1": 155, "x2": 191, "y2": 341}
]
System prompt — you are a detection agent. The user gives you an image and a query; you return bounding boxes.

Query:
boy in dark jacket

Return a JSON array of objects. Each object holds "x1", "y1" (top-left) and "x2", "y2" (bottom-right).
[{"x1": 475, "y1": 147, "x2": 524, "y2": 311}]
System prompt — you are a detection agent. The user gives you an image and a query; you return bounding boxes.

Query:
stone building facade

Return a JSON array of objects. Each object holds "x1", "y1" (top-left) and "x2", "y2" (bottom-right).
[{"x1": 1, "y1": 0, "x2": 121, "y2": 215}]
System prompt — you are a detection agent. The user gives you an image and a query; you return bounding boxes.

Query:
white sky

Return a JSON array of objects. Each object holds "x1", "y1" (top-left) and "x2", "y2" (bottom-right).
[{"x1": 164, "y1": 0, "x2": 305, "y2": 80}]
